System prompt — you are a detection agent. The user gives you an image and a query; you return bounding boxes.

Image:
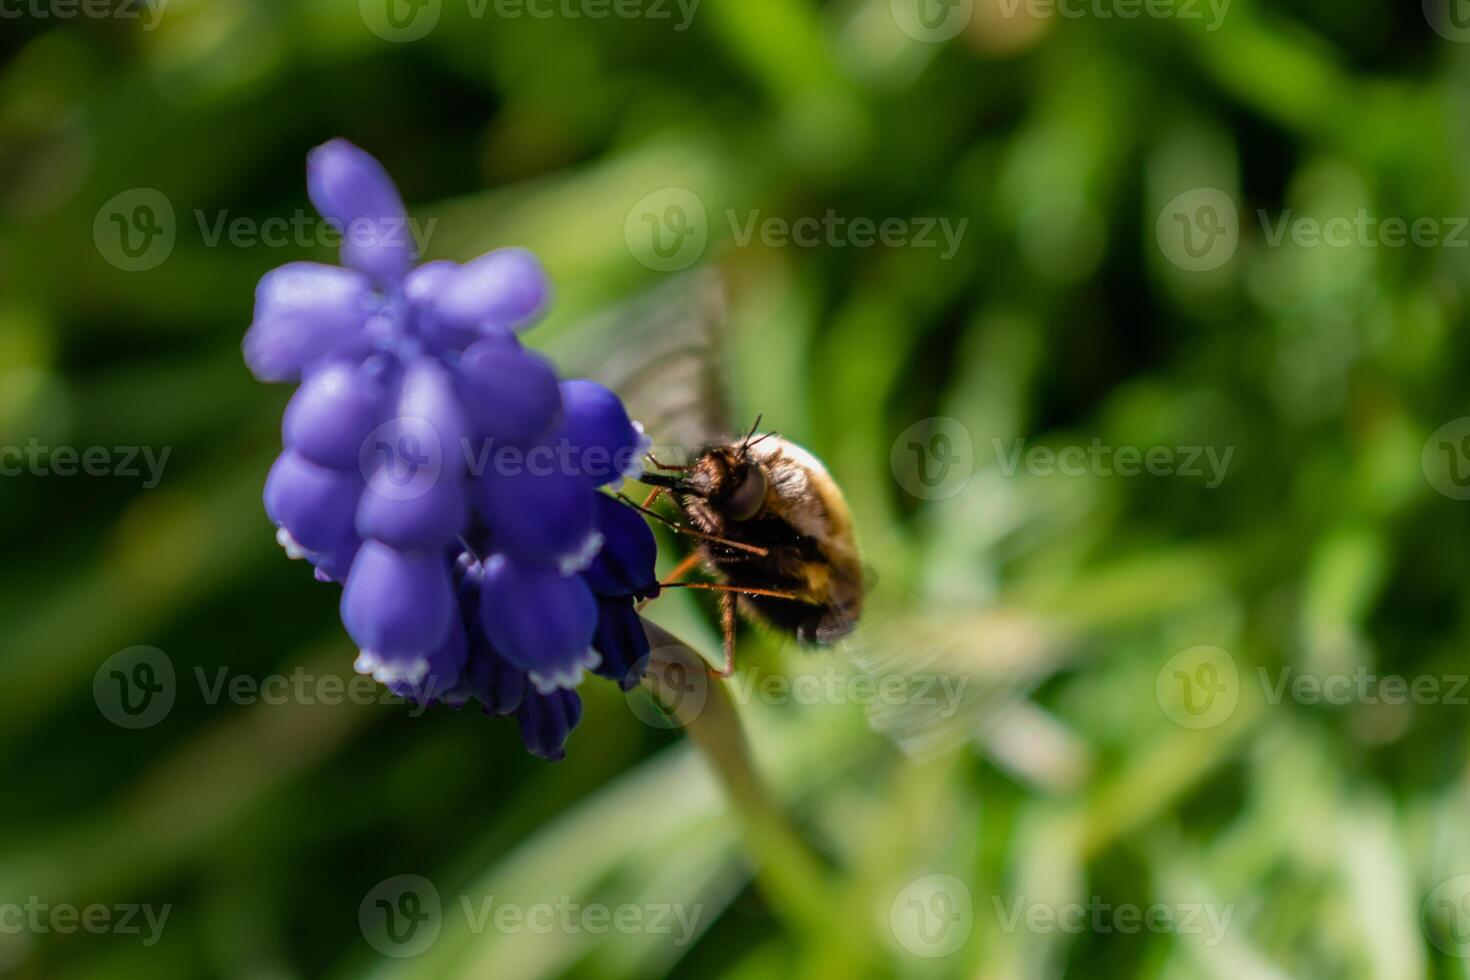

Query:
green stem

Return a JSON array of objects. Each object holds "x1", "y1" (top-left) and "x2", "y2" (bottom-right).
[{"x1": 639, "y1": 622, "x2": 838, "y2": 943}]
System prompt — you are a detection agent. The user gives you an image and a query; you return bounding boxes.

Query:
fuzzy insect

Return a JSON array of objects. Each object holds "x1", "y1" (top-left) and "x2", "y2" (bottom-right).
[
  {"x1": 572, "y1": 271, "x2": 863, "y2": 676},
  {"x1": 630, "y1": 419, "x2": 864, "y2": 676}
]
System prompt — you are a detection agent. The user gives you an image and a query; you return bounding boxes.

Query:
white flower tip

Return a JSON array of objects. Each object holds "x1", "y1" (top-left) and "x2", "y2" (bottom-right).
[
  {"x1": 354, "y1": 650, "x2": 429, "y2": 687},
  {"x1": 557, "y1": 530, "x2": 605, "y2": 576},
  {"x1": 528, "y1": 648, "x2": 601, "y2": 695},
  {"x1": 611, "y1": 421, "x2": 655, "y2": 488},
  {"x1": 276, "y1": 526, "x2": 308, "y2": 560}
]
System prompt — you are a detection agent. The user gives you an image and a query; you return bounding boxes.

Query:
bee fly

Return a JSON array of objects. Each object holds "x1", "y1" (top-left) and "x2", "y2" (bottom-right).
[{"x1": 624, "y1": 417, "x2": 864, "y2": 677}]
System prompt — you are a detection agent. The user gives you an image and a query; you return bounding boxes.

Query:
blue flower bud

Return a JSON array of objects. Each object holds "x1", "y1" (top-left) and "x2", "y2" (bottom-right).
[
  {"x1": 386, "y1": 612, "x2": 469, "y2": 703},
  {"x1": 516, "y1": 688, "x2": 582, "y2": 761},
  {"x1": 479, "y1": 554, "x2": 598, "y2": 693},
  {"x1": 433, "y1": 247, "x2": 550, "y2": 334},
  {"x1": 244, "y1": 263, "x2": 371, "y2": 382},
  {"x1": 473, "y1": 461, "x2": 600, "y2": 573},
  {"x1": 283, "y1": 361, "x2": 385, "y2": 469},
  {"x1": 264, "y1": 450, "x2": 361, "y2": 554},
  {"x1": 582, "y1": 493, "x2": 659, "y2": 599},
  {"x1": 405, "y1": 261, "x2": 478, "y2": 353},
  {"x1": 249, "y1": 141, "x2": 661, "y2": 759},
  {"x1": 590, "y1": 596, "x2": 651, "y2": 691},
  {"x1": 307, "y1": 139, "x2": 412, "y2": 282},
  {"x1": 557, "y1": 380, "x2": 649, "y2": 487},
  {"x1": 455, "y1": 342, "x2": 561, "y2": 446},
  {"x1": 341, "y1": 540, "x2": 455, "y2": 667}
]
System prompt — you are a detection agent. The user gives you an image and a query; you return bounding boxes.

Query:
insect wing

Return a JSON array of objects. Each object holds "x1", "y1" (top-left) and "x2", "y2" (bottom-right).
[{"x1": 559, "y1": 269, "x2": 734, "y2": 462}]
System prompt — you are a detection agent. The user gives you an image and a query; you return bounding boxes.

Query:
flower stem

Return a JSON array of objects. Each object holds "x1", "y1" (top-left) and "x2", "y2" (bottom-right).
[{"x1": 640, "y1": 622, "x2": 837, "y2": 940}]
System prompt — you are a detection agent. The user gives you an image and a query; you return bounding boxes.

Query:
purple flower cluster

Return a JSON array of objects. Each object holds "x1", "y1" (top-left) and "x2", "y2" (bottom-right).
[{"x1": 244, "y1": 140, "x2": 659, "y2": 760}]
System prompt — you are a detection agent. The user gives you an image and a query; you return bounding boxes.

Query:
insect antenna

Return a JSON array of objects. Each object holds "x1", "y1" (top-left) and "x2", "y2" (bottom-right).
[
  {"x1": 739, "y1": 414, "x2": 763, "y2": 455},
  {"x1": 743, "y1": 431, "x2": 777, "y2": 451}
]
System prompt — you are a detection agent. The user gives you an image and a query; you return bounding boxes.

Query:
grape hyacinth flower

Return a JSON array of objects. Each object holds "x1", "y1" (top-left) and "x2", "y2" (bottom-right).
[{"x1": 245, "y1": 139, "x2": 656, "y2": 760}]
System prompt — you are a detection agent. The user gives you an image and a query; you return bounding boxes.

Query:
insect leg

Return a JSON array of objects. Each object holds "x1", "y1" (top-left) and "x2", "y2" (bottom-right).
[
  {"x1": 636, "y1": 551, "x2": 704, "y2": 611},
  {"x1": 645, "y1": 453, "x2": 690, "y2": 471},
  {"x1": 661, "y1": 582, "x2": 806, "y2": 601},
  {"x1": 641, "y1": 485, "x2": 666, "y2": 509},
  {"x1": 711, "y1": 591, "x2": 737, "y2": 678},
  {"x1": 614, "y1": 494, "x2": 769, "y2": 557}
]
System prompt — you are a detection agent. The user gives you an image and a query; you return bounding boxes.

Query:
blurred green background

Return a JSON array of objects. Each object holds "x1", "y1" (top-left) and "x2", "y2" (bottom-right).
[{"x1": 3, "y1": 0, "x2": 1470, "y2": 977}]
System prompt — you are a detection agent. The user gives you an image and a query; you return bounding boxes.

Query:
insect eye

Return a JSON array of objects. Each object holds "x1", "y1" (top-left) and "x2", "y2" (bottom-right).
[{"x1": 726, "y1": 465, "x2": 767, "y2": 521}]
